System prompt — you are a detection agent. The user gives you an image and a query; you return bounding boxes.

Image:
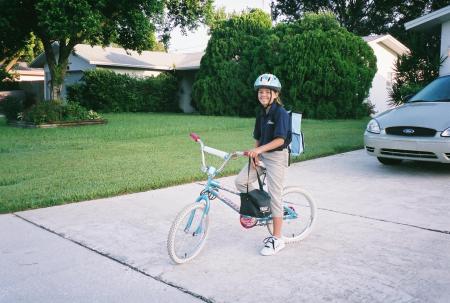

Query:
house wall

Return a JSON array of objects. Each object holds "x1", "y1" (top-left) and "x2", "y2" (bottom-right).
[
  {"x1": 69, "y1": 55, "x2": 95, "y2": 71},
  {"x1": 441, "y1": 20, "x2": 450, "y2": 76},
  {"x1": 43, "y1": 54, "x2": 96, "y2": 99},
  {"x1": 63, "y1": 71, "x2": 85, "y2": 98},
  {"x1": 367, "y1": 42, "x2": 399, "y2": 115}
]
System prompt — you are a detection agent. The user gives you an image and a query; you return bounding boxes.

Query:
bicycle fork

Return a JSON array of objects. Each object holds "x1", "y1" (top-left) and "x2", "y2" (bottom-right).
[{"x1": 184, "y1": 196, "x2": 210, "y2": 236}]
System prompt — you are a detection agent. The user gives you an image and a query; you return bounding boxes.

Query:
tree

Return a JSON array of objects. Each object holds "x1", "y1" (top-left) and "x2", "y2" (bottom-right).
[
  {"x1": 271, "y1": 1, "x2": 450, "y2": 107},
  {"x1": 389, "y1": 43, "x2": 443, "y2": 106},
  {"x1": 0, "y1": 33, "x2": 43, "y2": 75},
  {"x1": 270, "y1": 0, "x2": 449, "y2": 37},
  {"x1": 271, "y1": 0, "x2": 406, "y2": 36},
  {"x1": 0, "y1": 0, "x2": 212, "y2": 100}
]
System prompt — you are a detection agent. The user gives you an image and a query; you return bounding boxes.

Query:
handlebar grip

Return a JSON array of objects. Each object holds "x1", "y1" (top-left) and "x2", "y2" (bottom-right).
[
  {"x1": 243, "y1": 151, "x2": 249, "y2": 156},
  {"x1": 190, "y1": 132, "x2": 200, "y2": 142},
  {"x1": 204, "y1": 146, "x2": 229, "y2": 159}
]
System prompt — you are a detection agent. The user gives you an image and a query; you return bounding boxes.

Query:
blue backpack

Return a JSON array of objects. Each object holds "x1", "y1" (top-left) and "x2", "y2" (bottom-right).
[{"x1": 287, "y1": 111, "x2": 304, "y2": 164}]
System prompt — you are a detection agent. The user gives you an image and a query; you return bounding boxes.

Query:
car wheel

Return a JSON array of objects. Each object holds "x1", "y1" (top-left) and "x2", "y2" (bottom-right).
[{"x1": 377, "y1": 157, "x2": 402, "y2": 165}]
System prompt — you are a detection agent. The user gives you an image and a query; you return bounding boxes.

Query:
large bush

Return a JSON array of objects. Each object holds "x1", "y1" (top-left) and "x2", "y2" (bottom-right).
[
  {"x1": 67, "y1": 70, "x2": 179, "y2": 113},
  {"x1": 192, "y1": 11, "x2": 377, "y2": 119},
  {"x1": 272, "y1": 13, "x2": 377, "y2": 119},
  {"x1": 192, "y1": 9, "x2": 272, "y2": 116}
]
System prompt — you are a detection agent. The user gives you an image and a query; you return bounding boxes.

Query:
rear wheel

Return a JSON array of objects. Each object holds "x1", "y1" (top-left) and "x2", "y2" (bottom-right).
[
  {"x1": 267, "y1": 187, "x2": 316, "y2": 243},
  {"x1": 377, "y1": 157, "x2": 402, "y2": 165},
  {"x1": 167, "y1": 202, "x2": 209, "y2": 264}
]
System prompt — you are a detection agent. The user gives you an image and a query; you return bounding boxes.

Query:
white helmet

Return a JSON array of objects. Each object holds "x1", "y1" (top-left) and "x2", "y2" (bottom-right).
[{"x1": 254, "y1": 73, "x2": 282, "y2": 92}]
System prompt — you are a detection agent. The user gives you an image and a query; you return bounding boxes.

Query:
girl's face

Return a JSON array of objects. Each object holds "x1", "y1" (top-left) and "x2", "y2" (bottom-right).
[{"x1": 258, "y1": 88, "x2": 278, "y2": 107}]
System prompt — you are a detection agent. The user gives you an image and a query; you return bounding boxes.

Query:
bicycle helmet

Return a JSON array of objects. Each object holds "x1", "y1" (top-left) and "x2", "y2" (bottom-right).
[{"x1": 254, "y1": 73, "x2": 282, "y2": 92}]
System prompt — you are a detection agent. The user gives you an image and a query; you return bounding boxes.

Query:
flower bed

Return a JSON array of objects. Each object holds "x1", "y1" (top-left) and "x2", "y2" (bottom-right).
[
  {"x1": 1, "y1": 97, "x2": 105, "y2": 127},
  {"x1": 8, "y1": 119, "x2": 107, "y2": 128}
]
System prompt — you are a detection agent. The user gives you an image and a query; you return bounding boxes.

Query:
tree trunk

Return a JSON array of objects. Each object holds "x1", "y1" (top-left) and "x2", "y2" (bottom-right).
[
  {"x1": 49, "y1": 63, "x2": 67, "y2": 100},
  {"x1": 40, "y1": 36, "x2": 76, "y2": 100},
  {"x1": 50, "y1": 79, "x2": 63, "y2": 100}
]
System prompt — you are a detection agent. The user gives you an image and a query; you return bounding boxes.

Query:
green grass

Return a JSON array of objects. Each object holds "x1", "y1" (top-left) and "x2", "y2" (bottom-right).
[{"x1": 0, "y1": 113, "x2": 368, "y2": 213}]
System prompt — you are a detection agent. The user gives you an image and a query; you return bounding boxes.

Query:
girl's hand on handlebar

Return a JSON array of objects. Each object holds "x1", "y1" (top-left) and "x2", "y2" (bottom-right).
[
  {"x1": 246, "y1": 147, "x2": 262, "y2": 159},
  {"x1": 246, "y1": 148, "x2": 263, "y2": 168}
]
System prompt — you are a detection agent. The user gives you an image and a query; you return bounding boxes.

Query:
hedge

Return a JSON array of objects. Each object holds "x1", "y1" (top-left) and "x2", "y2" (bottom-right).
[{"x1": 67, "y1": 69, "x2": 179, "y2": 113}]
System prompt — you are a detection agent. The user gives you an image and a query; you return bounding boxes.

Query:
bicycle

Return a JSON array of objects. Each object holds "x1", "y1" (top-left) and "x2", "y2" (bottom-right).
[{"x1": 167, "y1": 133, "x2": 317, "y2": 264}]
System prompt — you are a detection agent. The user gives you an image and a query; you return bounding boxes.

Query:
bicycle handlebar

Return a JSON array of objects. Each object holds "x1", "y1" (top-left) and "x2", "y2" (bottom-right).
[
  {"x1": 189, "y1": 133, "x2": 248, "y2": 175},
  {"x1": 203, "y1": 146, "x2": 229, "y2": 159}
]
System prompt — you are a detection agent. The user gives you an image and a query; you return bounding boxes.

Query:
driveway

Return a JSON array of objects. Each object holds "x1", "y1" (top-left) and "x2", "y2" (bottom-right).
[{"x1": 1, "y1": 150, "x2": 449, "y2": 303}]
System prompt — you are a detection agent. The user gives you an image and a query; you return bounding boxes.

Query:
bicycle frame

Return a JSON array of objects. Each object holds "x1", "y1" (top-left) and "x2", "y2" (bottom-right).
[
  {"x1": 185, "y1": 132, "x2": 297, "y2": 233},
  {"x1": 194, "y1": 176, "x2": 274, "y2": 226}
]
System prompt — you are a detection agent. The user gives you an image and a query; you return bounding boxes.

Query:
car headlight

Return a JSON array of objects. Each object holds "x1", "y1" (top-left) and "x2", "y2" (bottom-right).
[
  {"x1": 442, "y1": 127, "x2": 450, "y2": 137},
  {"x1": 366, "y1": 119, "x2": 381, "y2": 134}
]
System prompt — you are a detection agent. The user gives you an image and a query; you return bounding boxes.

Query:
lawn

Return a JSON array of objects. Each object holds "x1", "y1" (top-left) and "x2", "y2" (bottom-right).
[{"x1": 0, "y1": 113, "x2": 368, "y2": 213}]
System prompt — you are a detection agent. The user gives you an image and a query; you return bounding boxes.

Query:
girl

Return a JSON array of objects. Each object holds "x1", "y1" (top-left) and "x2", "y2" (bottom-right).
[{"x1": 235, "y1": 73, "x2": 290, "y2": 256}]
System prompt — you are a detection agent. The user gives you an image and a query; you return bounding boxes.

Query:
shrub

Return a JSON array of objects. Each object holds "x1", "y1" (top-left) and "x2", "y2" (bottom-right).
[
  {"x1": 25, "y1": 100, "x2": 63, "y2": 124},
  {"x1": 192, "y1": 11, "x2": 377, "y2": 119},
  {"x1": 22, "y1": 100, "x2": 102, "y2": 124},
  {"x1": 63, "y1": 101, "x2": 89, "y2": 121},
  {"x1": 389, "y1": 51, "x2": 441, "y2": 106},
  {"x1": 0, "y1": 96, "x2": 23, "y2": 121},
  {"x1": 272, "y1": 13, "x2": 377, "y2": 119},
  {"x1": 67, "y1": 69, "x2": 179, "y2": 113}
]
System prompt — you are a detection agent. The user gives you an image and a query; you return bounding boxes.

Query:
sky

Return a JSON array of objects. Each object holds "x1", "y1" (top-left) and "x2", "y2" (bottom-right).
[{"x1": 168, "y1": 0, "x2": 272, "y2": 53}]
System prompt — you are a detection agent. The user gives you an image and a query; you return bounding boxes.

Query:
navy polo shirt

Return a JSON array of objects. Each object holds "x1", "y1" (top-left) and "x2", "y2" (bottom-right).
[{"x1": 253, "y1": 102, "x2": 290, "y2": 151}]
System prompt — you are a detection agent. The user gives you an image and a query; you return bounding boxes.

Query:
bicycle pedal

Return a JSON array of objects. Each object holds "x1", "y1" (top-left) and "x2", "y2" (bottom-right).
[{"x1": 240, "y1": 215, "x2": 257, "y2": 229}]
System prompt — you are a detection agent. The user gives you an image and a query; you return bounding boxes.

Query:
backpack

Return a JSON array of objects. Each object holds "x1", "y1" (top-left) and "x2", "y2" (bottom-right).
[{"x1": 287, "y1": 111, "x2": 305, "y2": 165}]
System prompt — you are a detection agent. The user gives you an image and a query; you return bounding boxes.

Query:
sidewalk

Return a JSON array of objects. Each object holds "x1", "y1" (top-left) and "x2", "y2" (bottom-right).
[{"x1": 1, "y1": 150, "x2": 450, "y2": 303}]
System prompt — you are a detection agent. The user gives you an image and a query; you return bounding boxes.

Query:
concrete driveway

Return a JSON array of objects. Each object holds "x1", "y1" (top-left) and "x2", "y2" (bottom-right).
[{"x1": 1, "y1": 150, "x2": 450, "y2": 303}]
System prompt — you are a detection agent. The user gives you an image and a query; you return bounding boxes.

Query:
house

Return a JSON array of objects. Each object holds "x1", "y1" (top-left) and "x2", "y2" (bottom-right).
[
  {"x1": 405, "y1": 5, "x2": 450, "y2": 76},
  {"x1": 30, "y1": 44, "x2": 203, "y2": 113},
  {"x1": 0, "y1": 62, "x2": 45, "y2": 102},
  {"x1": 12, "y1": 62, "x2": 45, "y2": 82},
  {"x1": 30, "y1": 36, "x2": 409, "y2": 115},
  {"x1": 363, "y1": 34, "x2": 410, "y2": 114}
]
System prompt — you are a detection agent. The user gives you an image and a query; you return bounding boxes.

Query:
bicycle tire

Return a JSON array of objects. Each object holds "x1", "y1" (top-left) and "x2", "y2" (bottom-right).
[
  {"x1": 267, "y1": 186, "x2": 317, "y2": 243},
  {"x1": 167, "y1": 202, "x2": 210, "y2": 264}
]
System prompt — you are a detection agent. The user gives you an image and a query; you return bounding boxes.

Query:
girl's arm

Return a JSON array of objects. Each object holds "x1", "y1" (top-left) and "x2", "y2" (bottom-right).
[{"x1": 247, "y1": 138, "x2": 285, "y2": 158}]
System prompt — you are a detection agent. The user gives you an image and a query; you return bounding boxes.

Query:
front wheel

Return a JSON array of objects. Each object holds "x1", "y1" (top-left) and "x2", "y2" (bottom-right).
[
  {"x1": 167, "y1": 202, "x2": 209, "y2": 264},
  {"x1": 267, "y1": 187, "x2": 317, "y2": 243}
]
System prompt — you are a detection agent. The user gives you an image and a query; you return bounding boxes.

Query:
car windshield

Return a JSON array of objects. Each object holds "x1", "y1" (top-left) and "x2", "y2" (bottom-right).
[{"x1": 408, "y1": 76, "x2": 450, "y2": 103}]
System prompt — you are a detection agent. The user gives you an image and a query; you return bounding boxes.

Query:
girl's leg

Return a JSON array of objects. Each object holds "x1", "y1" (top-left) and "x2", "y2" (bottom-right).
[
  {"x1": 261, "y1": 150, "x2": 288, "y2": 238},
  {"x1": 272, "y1": 217, "x2": 283, "y2": 238},
  {"x1": 235, "y1": 162, "x2": 262, "y2": 193}
]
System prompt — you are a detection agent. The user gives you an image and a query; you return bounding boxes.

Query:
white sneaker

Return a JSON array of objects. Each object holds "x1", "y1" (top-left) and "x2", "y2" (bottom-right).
[{"x1": 260, "y1": 236, "x2": 285, "y2": 256}]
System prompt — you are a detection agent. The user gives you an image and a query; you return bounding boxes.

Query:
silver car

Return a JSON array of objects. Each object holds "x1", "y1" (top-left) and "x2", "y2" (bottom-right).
[{"x1": 364, "y1": 75, "x2": 450, "y2": 165}]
